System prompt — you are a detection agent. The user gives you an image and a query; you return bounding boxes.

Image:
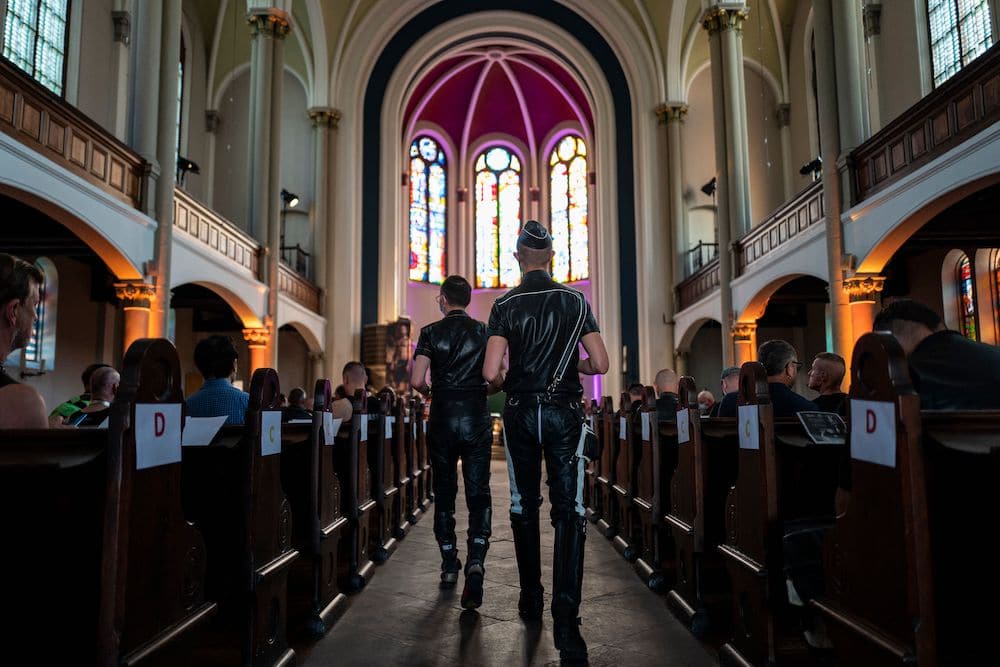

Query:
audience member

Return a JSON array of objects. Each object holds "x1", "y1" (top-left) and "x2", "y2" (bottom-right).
[
  {"x1": 332, "y1": 361, "x2": 368, "y2": 422},
  {"x1": 185, "y1": 335, "x2": 249, "y2": 425},
  {"x1": 807, "y1": 352, "x2": 848, "y2": 415},
  {"x1": 49, "y1": 362, "x2": 111, "y2": 425},
  {"x1": 717, "y1": 340, "x2": 817, "y2": 417},
  {"x1": 653, "y1": 368, "x2": 679, "y2": 422},
  {"x1": 710, "y1": 366, "x2": 740, "y2": 417},
  {"x1": 697, "y1": 390, "x2": 715, "y2": 415},
  {"x1": 282, "y1": 387, "x2": 313, "y2": 422},
  {"x1": 66, "y1": 366, "x2": 120, "y2": 427},
  {"x1": 0, "y1": 253, "x2": 48, "y2": 428},
  {"x1": 873, "y1": 298, "x2": 1000, "y2": 409},
  {"x1": 627, "y1": 382, "x2": 645, "y2": 406}
]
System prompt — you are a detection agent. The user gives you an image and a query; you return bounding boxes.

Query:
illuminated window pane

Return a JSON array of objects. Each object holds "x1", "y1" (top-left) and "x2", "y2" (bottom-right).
[
  {"x1": 958, "y1": 254, "x2": 977, "y2": 340},
  {"x1": 3, "y1": 0, "x2": 68, "y2": 95},
  {"x1": 475, "y1": 146, "x2": 522, "y2": 288},
  {"x1": 927, "y1": 0, "x2": 993, "y2": 87},
  {"x1": 408, "y1": 136, "x2": 446, "y2": 283},
  {"x1": 549, "y1": 135, "x2": 589, "y2": 283}
]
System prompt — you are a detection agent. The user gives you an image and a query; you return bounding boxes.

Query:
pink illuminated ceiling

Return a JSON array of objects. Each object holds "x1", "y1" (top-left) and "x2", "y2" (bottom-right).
[{"x1": 404, "y1": 48, "x2": 593, "y2": 156}]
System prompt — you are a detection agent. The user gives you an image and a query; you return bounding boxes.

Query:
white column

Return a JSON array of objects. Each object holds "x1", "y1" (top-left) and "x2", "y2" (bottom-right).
[
  {"x1": 309, "y1": 108, "x2": 338, "y2": 297},
  {"x1": 323, "y1": 109, "x2": 350, "y2": 379},
  {"x1": 831, "y1": 0, "x2": 868, "y2": 148},
  {"x1": 657, "y1": 102, "x2": 687, "y2": 367}
]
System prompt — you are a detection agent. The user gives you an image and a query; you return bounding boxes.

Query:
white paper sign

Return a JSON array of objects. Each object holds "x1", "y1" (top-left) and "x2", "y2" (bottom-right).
[
  {"x1": 641, "y1": 412, "x2": 651, "y2": 441},
  {"x1": 404, "y1": 416, "x2": 410, "y2": 423},
  {"x1": 360, "y1": 415, "x2": 369, "y2": 442},
  {"x1": 183, "y1": 415, "x2": 228, "y2": 447},
  {"x1": 321, "y1": 412, "x2": 339, "y2": 445},
  {"x1": 619, "y1": 416, "x2": 627, "y2": 440},
  {"x1": 676, "y1": 409, "x2": 691, "y2": 444},
  {"x1": 261, "y1": 411, "x2": 282, "y2": 456},
  {"x1": 385, "y1": 415, "x2": 395, "y2": 439},
  {"x1": 135, "y1": 403, "x2": 182, "y2": 470},
  {"x1": 850, "y1": 399, "x2": 896, "y2": 467},
  {"x1": 412, "y1": 420, "x2": 417, "y2": 440},
  {"x1": 423, "y1": 420, "x2": 427, "y2": 434},
  {"x1": 738, "y1": 405, "x2": 760, "y2": 450}
]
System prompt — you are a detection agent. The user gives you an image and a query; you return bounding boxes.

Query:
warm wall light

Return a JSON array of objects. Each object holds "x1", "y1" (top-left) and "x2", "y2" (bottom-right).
[{"x1": 281, "y1": 189, "x2": 299, "y2": 208}]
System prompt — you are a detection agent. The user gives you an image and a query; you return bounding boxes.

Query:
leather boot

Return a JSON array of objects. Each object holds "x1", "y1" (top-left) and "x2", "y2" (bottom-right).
[
  {"x1": 434, "y1": 510, "x2": 461, "y2": 585},
  {"x1": 461, "y1": 507, "x2": 492, "y2": 610},
  {"x1": 552, "y1": 516, "x2": 588, "y2": 662},
  {"x1": 510, "y1": 513, "x2": 544, "y2": 620}
]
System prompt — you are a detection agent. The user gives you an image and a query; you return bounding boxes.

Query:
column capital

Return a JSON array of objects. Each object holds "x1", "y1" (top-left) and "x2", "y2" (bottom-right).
[
  {"x1": 114, "y1": 281, "x2": 155, "y2": 309},
  {"x1": 702, "y1": 5, "x2": 749, "y2": 35},
  {"x1": 308, "y1": 350, "x2": 325, "y2": 363},
  {"x1": 247, "y1": 8, "x2": 291, "y2": 39},
  {"x1": 205, "y1": 109, "x2": 221, "y2": 133},
  {"x1": 655, "y1": 103, "x2": 688, "y2": 124},
  {"x1": 308, "y1": 107, "x2": 342, "y2": 129},
  {"x1": 863, "y1": 3, "x2": 882, "y2": 38},
  {"x1": 843, "y1": 274, "x2": 886, "y2": 304},
  {"x1": 776, "y1": 103, "x2": 791, "y2": 127},
  {"x1": 243, "y1": 324, "x2": 272, "y2": 348},
  {"x1": 731, "y1": 322, "x2": 757, "y2": 342}
]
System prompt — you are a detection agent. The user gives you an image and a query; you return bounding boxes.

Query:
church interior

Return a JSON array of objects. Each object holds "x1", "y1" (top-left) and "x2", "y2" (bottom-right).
[{"x1": 1, "y1": 0, "x2": 999, "y2": 664}]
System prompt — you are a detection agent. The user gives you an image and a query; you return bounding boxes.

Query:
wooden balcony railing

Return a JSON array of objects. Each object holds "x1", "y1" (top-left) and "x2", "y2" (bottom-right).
[
  {"x1": 0, "y1": 58, "x2": 143, "y2": 208},
  {"x1": 677, "y1": 257, "x2": 720, "y2": 311},
  {"x1": 173, "y1": 188, "x2": 260, "y2": 277},
  {"x1": 851, "y1": 42, "x2": 1000, "y2": 205},
  {"x1": 278, "y1": 263, "x2": 321, "y2": 313},
  {"x1": 736, "y1": 180, "x2": 825, "y2": 274}
]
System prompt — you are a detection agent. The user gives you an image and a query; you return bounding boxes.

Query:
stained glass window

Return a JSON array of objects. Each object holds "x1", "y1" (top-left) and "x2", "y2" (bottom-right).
[
  {"x1": 549, "y1": 135, "x2": 589, "y2": 283},
  {"x1": 927, "y1": 0, "x2": 993, "y2": 87},
  {"x1": 2, "y1": 0, "x2": 69, "y2": 95},
  {"x1": 475, "y1": 146, "x2": 522, "y2": 288},
  {"x1": 408, "y1": 136, "x2": 447, "y2": 284},
  {"x1": 958, "y1": 253, "x2": 977, "y2": 340}
]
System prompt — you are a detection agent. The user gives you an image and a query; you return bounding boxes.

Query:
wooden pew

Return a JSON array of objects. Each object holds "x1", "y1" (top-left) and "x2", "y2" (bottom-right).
[
  {"x1": 1, "y1": 338, "x2": 216, "y2": 664},
  {"x1": 390, "y1": 394, "x2": 415, "y2": 539},
  {"x1": 665, "y1": 376, "x2": 737, "y2": 638},
  {"x1": 812, "y1": 332, "x2": 1000, "y2": 665},
  {"x1": 594, "y1": 395, "x2": 620, "y2": 538},
  {"x1": 717, "y1": 362, "x2": 843, "y2": 666},
  {"x1": 182, "y1": 368, "x2": 298, "y2": 667},
  {"x1": 415, "y1": 396, "x2": 433, "y2": 509},
  {"x1": 404, "y1": 395, "x2": 424, "y2": 525},
  {"x1": 367, "y1": 388, "x2": 400, "y2": 562},
  {"x1": 611, "y1": 392, "x2": 641, "y2": 561},
  {"x1": 583, "y1": 398, "x2": 597, "y2": 519},
  {"x1": 333, "y1": 391, "x2": 376, "y2": 591},
  {"x1": 282, "y1": 379, "x2": 349, "y2": 637}
]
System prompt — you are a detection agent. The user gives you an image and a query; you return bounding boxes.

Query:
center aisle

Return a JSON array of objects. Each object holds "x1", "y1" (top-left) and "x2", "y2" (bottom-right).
[{"x1": 303, "y1": 460, "x2": 716, "y2": 666}]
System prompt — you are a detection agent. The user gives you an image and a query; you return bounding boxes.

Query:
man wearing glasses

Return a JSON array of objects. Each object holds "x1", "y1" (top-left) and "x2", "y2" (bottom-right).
[{"x1": 717, "y1": 339, "x2": 817, "y2": 417}]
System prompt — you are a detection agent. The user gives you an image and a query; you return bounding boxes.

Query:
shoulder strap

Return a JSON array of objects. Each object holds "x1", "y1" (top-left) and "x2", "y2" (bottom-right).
[{"x1": 546, "y1": 291, "x2": 587, "y2": 396}]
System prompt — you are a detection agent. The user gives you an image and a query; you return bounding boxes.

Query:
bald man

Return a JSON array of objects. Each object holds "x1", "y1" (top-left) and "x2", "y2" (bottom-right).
[
  {"x1": 807, "y1": 352, "x2": 848, "y2": 415},
  {"x1": 331, "y1": 361, "x2": 368, "y2": 422},
  {"x1": 66, "y1": 366, "x2": 120, "y2": 426},
  {"x1": 654, "y1": 368, "x2": 679, "y2": 422}
]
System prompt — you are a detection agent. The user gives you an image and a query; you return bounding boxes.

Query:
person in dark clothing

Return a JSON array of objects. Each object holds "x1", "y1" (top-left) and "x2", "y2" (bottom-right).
[
  {"x1": 627, "y1": 382, "x2": 645, "y2": 406},
  {"x1": 807, "y1": 352, "x2": 848, "y2": 415},
  {"x1": 411, "y1": 275, "x2": 499, "y2": 610},
  {"x1": 717, "y1": 340, "x2": 818, "y2": 417},
  {"x1": 653, "y1": 368, "x2": 679, "y2": 422},
  {"x1": 0, "y1": 253, "x2": 47, "y2": 428},
  {"x1": 874, "y1": 299, "x2": 1000, "y2": 410},
  {"x1": 711, "y1": 366, "x2": 741, "y2": 417},
  {"x1": 282, "y1": 387, "x2": 313, "y2": 422},
  {"x1": 483, "y1": 221, "x2": 609, "y2": 663}
]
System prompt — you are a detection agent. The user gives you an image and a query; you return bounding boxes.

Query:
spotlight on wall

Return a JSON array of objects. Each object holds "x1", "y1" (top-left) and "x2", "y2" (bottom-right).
[
  {"x1": 799, "y1": 157, "x2": 823, "y2": 180},
  {"x1": 176, "y1": 156, "x2": 200, "y2": 186},
  {"x1": 700, "y1": 177, "x2": 717, "y2": 197},
  {"x1": 281, "y1": 189, "x2": 300, "y2": 208}
]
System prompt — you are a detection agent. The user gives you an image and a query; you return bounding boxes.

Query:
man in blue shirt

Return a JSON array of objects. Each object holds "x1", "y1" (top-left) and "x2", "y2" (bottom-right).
[
  {"x1": 717, "y1": 340, "x2": 817, "y2": 417},
  {"x1": 186, "y1": 335, "x2": 249, "y2": 425}
]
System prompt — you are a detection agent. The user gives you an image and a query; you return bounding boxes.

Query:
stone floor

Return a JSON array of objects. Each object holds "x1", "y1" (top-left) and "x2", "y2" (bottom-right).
[{"x1": 303, "y1": 460, "x2": 717, "y2": 666}]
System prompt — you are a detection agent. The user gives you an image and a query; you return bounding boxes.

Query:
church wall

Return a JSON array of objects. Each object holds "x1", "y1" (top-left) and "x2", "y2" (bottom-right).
[
  {"x1": 871, "y1": 0, "x2": 928, "y2": 129},
  {"x1": 687, "y1": 322, "x2": 722, "y2": 397},
  {"x1": 894, "y1": 246, "x2": 951, "y2": 322},
  {"x1": 682, "y1": 68, "x2": 717, "y2": 257},
  {"x1": 745, "y1": 66, "x2": 786, "y2": 227},
  {"x1": 787, "y1": 0, "x2": 818, "y2": 193},
  {"x1": 279, "y1": 71, "x2": 315, "y2": 259},
  {"x1": 73, "y1": 0, "x2": 118, "y2": 135},
  {"x1": 213, "y1": 70, "x2": 252, "y2": 229},
  {"x1": 277, "y1": 327, "x2": 309, "y2": 394},
  {"x1": 180, "y1": 4, "x2": 211, "y2": 203}
]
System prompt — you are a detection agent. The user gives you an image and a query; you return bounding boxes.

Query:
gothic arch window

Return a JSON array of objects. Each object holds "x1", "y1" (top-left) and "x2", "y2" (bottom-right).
[
  {"x1": 549, "y1": 135, "x2": 589, "y2": 283},
  {"x1": 475, "y1": 145, "x2": 522, "y2": 288},
  {"x1": 927, "y1": 0, "x2": 994, "y2": 87},
  {"x1": 408, "y1": 135, "x2": 447, "y2": 284},
  {"x1": 2, "y1": 0, "x2": 69, "y2": 95},
  {"x1": 957, "y1": 252, "x2": 977, "y2": 339}
]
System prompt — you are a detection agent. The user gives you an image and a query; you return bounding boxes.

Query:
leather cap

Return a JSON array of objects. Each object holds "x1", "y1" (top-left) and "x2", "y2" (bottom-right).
[{"x1": 517, "y1": 220, "x2": 552, "y2": 250}]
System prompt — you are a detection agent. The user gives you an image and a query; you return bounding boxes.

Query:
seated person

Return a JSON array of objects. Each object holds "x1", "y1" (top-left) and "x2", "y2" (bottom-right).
[
  {"x1": 0, "y1": 253, "x2": 48, "y2": 429},
  {"x1": 66, "y1": 366, "x2": 119, "y2": 427},
  {"x1": 873, "y1": 299, "x2": 1000, "y2": 409},
  {"x1": 697, "y1": 390, "x2": 715, "y2": 415},
  {"x1": 627, "y1": 382, "x2": 645, "y2": 408},
  {"x1": 282, "y1": 387, "x2": 313, "y2": 422},
  {"x1": 185, "y1": 335, "x2": 249, "y2": 425},
  {"x1": 710, "y1": 366, "x2": 740, "y2": 417},
  {"x1": 807, "y1": 352, "x2": 848, "y2": 415},
  {"x1": 717, "y1": 340, "x2": 818, "y2": 417},
  {"x1": 331, "y1": 361, "x2": 369, "y2": 423},
  {"x1": 653, "y1": 368, "x2": 679, "y2": 421},
  {"x1": 49, "y1": 362, "x2": 110, "y2": 426}
]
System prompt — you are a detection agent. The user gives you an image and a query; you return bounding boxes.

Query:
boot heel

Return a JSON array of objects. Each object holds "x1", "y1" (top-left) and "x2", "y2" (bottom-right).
[{"x1": 461, "y1": 565, "x2": 484, "y2": 609}]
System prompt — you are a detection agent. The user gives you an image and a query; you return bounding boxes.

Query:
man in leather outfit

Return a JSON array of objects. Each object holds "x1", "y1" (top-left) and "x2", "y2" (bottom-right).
[
  {"x1": 483, "y1": 221, "x2": 609, "y2": 663},
  {"x1": 411, "y1": 275, "x2": 500, "y2": 610}
]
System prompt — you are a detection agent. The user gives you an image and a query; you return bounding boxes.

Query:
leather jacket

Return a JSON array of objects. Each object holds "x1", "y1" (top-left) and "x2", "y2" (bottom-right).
[
  {"x1": 414, "y1": 310, "x2": 489, "y2": 394},
  {"x1": 486, "y1": 270, "x2": 599, "y2": 396},
  {"x1": 909, "y1": 330, "x2": 1000, "y2": 409}
]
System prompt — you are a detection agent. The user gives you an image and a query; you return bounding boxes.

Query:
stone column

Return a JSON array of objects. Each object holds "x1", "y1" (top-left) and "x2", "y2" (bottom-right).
[
  {"x1": 732, "y1": 322, "x2": 757, "y2": 366},
  {"x1": 310, "y1": 350, "x2": 325, "y2": 387},
  {"x1": 129, "y1": 1, "x2": 161, "y2": 218},
  {"x1": 115, "y1": 281, "x2": 156, "y2": 353},
  {"x1": 657, "y1": 103, "x2": 687, "y2": 369},
  {"x1": 813, "y1": 0, "x2": 853, "y2": 359},
  {"x1": 844, "y1": 274, "x2": 886, "y2": 342},
  {"x1": 862, "y1": 4, "x2": 882, "y2": 133},
  {"x1": 322, "y1": 108, "x2": 346, "y2": 380},
  {"x1": 204, "y1": 110, "x2": 221, "y2": 207},
  {"x1": 831, "y1": 0, "x2": 868, "y2": 148},
  {"x1": 243, "y1": 324, "x2": 272, "y2": 375},
  {"x1": 110, "y1": 8, "x2": 131, "y2": 141},
  {"x1": 247, "y1": 8, "x2": 290, "y2": 368},
  {"x1": 675, "y1": 350, "x2": 689, "y2": 377},
  {"x1": 777, "y1": 103, "x2": 794, "y2": 199},
  {"x1": 309, "y1": 107, "x2": 340, "y2": 296}
]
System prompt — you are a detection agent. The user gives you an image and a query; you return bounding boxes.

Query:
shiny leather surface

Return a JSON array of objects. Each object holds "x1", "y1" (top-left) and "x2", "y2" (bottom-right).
[
  {"x1": 414, "y1": 310, "x2": 488, "y2": 392},
  {"x1": 428, "y1": 396, "x2": 493, "y2": 517},
  {"x1": 487, "y1": 270, "x2": 600, "y2": 396}
]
